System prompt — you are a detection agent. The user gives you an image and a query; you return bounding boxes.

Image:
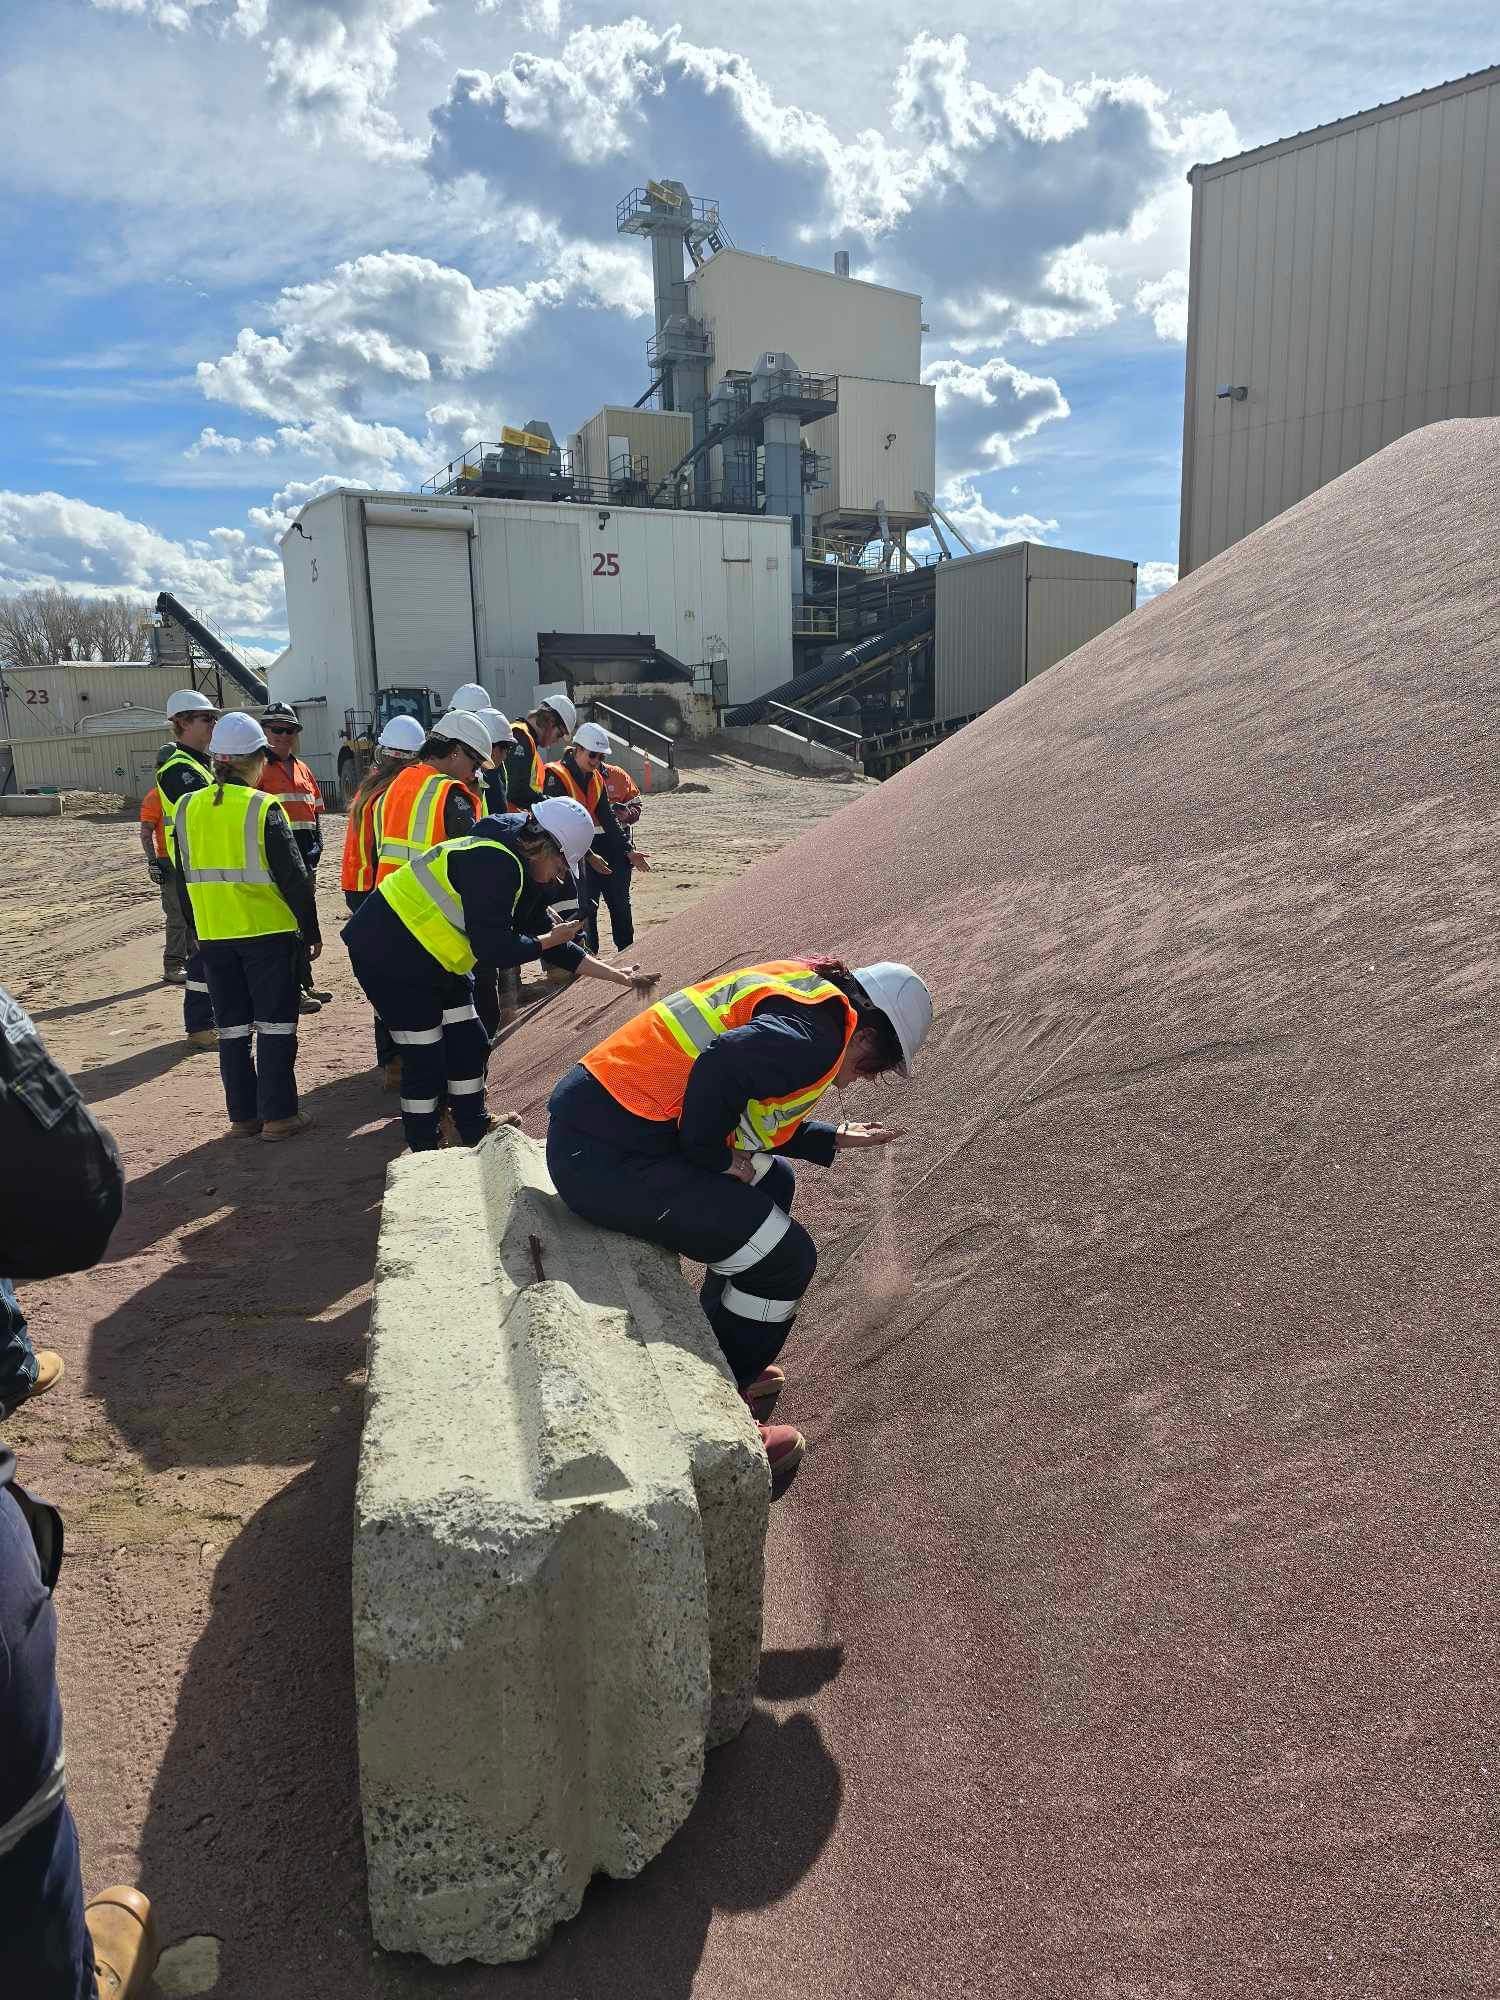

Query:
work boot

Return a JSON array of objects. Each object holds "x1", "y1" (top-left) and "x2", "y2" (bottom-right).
[
  {"x1": 307, "y1": 985, "x2": 334, "y2": 1003},
  {"x1": 381, "y1": 1059, "x2": 403, "y2": 1092},
  {"x1": 741, "y1": 1365, "x2": 785, "y2": 1421},
  {"x1": 162, "y1": 967, "x2": 186, "y2": 986},
  {"x1": 186, "y1": 1029, "x2": 217, "y2": 1049},
  {"x1": 758, "y1": 1422, "x2": 805, "y2": 1501},
  {"x1": 18, "y1": 1350, "x2": 65, "y2": 1405},
  {"x1": 297, "y1": 992, "x2": 322, "y2": 1015},
  {"x1": 229, "y1": 1119, "x2": 263, "y2": 1138},
  {"x1": 84, "y1": 1886, "x2": 158, "y2": 1999},
  {"x1": 261, "y1": 1112, "x2": 314, "y2": 1142}
]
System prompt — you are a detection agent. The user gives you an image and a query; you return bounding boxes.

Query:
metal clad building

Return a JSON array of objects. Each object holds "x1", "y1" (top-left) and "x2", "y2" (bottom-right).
[
  {"x1": 0, "y1": 661, "x2": 253, "y2": 744},
  {"x1": 691, "y1": 250, "x2": 922, "y2": 388},
  {"x1": 275, "y1": 490, "x2": 793, "y2": 722},
  {"x1": 572, "y1": 406, "x2": 693, "y2": 487},
  {"x1": 806, "y1": 377, "x2": 938, "y2": 533},
  {"x1": 10, "y1": 725, "x2": 172, "y2": 801},
  {"x1": 933, "y1": 544, "x2": 1138, "y2": 724},
  {"x1": 1180, "y1": 63, "x2": 1500, "y2": 574}
]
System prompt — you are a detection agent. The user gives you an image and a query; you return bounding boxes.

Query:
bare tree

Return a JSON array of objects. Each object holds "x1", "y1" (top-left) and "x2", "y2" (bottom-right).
[{"x1": 0, "y1": 588, "x2": 153, "y2": 667}]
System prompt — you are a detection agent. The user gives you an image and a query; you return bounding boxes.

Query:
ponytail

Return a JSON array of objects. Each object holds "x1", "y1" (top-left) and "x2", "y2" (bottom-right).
[{"x1": 803, "y1": 955, "x2": 904, "y2": 1076}]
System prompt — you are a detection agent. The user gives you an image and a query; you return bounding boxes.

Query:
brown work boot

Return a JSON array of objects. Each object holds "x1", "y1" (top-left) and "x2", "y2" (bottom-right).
[
  {"x1": 84, "y1": 1885, "x2": 158, "y2": 1998},
  {"x1": 229, "y1": 1119, "x2": 263, "y2": 1138},
  {"x1": 20, "y1": 1351, "x2": 65, "y2": 1404},
  {"x1": 186, "y1": 1029, "x2": 217, "y2": 1049},
  {"x1": 759, "y1": 1422, "x2": 805, "y2": 1501},
  {"x1": 741, "y1": 1364, "x2": 785, "y2": 1421},
  {"x1": 260, "y1": 1112, "x2": 314, "y2": 1142},
  {"x1": 381, "y1": 1059, "x2": 402, "y2": 1093}
]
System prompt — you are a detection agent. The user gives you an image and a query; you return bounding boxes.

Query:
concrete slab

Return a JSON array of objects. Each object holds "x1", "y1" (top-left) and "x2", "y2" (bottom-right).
[
  {"x1": 354, "y1": 1124, "x2": 768, "y2": 1965},
  {"x1": 0, "y1": 793, "x2": 64, "y2": 816}
]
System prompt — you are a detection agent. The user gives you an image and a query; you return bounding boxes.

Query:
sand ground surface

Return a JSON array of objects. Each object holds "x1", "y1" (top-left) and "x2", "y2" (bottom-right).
[{"x1": 0, "y1": 745, "x2": 862, "y2": 1999}]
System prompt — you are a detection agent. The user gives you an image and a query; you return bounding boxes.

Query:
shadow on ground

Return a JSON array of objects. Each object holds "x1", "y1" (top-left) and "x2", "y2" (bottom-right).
[{"x1": 138, "y1": 1432, "x2": 842, "y2": 2000}]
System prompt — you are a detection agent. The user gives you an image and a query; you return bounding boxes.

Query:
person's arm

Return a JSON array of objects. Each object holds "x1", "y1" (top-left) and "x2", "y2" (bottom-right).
[
  {"x1": 0, "y1": 988, "x2": 124, "y2": 1280},
  {"x1": 506, "y1": 739, "x2": 539, "y2": 809},
  {"x1": 302, "y1": 763, "x2": 324, "y2": 865},
  {"x1": 263, "y1": 804, "x2": 321, "y2": 947},
  {"x1": 677, "y1": 1004, "x2": 850, "y2": 1174},
  {"x1": 441, "y1": 786, "x2": 478, "y2": 840},
  {"x1": 589, "y1": 785, "x2": 631, "y2": 872},
  {"x1": 170, "y1": 821, "x2": 195, "y2": 934}
]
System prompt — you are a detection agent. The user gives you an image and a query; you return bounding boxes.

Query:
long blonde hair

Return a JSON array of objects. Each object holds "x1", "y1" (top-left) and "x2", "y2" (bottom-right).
[{"x1": 211, "y1": 750, "x2": 267, "y2": 802}]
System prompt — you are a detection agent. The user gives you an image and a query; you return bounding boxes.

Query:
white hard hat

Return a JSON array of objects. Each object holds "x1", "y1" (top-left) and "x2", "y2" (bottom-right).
[
  {"x1": 430, "y1": 709, "x2": 492, "y2": 760},
  {"x1": 166, "y1": 688, "x2": 217, "y2": 719},
  {"x1": 209, "y1": 711, "x2": 269, "y2": 756},
  {"x1": 853, "y1": 963, "x2": 933, "y2": 1077},
  {"x1": 573, "y1": 721, "x2": 611, "y2": 755},
  {"x1": 450, "y1": 683, "x2": 490, "y2": 711},
  {"x1": 477, "y1": 706, "x2": 515, "y2": 747},
  {"x1": 531, "y1": 795, "x2": 596, "y2": 871},
  {"x1": 540, "y1": 692, "x2": 577, "y2": 732},
  {"x1": 377, "y1": 714, "x2": 425, "y2": 752}
]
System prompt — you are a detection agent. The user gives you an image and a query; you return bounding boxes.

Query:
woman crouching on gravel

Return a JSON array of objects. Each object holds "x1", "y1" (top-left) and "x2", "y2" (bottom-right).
[{"x1": 545, "y1": 956, "x2": 933, "y2": 1497}]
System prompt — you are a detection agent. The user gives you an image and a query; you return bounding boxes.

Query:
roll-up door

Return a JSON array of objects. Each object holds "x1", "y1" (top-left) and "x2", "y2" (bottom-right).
[{"x1": 365, "y1": 519, "x2": 477, "y2": 694}]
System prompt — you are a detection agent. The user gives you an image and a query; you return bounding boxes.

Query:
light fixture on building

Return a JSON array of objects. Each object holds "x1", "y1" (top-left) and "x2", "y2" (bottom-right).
[{"x1": 1216, "y1": 384, "x2": 1249, "y2": 401}]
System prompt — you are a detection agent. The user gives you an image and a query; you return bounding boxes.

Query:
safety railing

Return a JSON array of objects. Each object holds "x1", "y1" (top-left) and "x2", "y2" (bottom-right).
[
  {"x1": 765, "y1": 702, "x2": 862, "y2": 758},
  {"x1": 791, "y1": 604, "x2": 839, "y2": 637},
  {"x1": 588, "y1": 700, "x2": 677, "y2": 772}
]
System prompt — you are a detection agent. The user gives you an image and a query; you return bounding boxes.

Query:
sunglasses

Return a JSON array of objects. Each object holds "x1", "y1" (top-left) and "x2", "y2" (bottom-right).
[{"x1": 266, "y1": 725, "x2": 298, "y2": 736}]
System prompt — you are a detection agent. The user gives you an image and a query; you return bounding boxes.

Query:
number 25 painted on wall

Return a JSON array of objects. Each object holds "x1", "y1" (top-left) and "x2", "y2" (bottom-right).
[{"x1": 591, "y1": 552, "x2": 620, "y2": 577}]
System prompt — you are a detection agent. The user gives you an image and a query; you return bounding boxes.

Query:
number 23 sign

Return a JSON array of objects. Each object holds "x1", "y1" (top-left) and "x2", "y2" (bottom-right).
[{"x1": 591, "y1": 552, "x2": 620, "y2": 577}]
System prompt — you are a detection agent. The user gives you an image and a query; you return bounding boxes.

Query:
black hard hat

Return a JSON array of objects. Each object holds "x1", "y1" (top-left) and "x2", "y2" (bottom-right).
[{"x1": 261, "y1": 703, "x2": 303, "y2": 731}]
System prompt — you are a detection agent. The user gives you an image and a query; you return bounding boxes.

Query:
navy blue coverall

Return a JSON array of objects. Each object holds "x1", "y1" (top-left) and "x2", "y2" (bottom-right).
[
  {"x1": 344, "y1": 814, "x2": 582, "y2": 1151},
  {"x1": 547, "y1": 997, "x2": 847, "y2": 1385},
  {"x1": 155, "y1": 742, "x2": 215, "y2": 1038}
]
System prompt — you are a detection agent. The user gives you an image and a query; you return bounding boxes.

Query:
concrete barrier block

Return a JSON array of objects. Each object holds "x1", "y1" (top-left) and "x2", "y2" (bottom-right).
[{"x1": 354, "y1": 1124, "x2": 768, "y2": 1965}]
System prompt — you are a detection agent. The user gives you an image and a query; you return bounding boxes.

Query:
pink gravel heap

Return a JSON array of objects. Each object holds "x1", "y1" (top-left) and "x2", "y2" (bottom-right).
[{"x1": 496, "y1": 417, "x2": 1499, "y2": 1997}]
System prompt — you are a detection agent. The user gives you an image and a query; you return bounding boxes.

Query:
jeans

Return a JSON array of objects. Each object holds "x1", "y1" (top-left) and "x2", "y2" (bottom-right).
[
  {"x1": 199, "y1": 935, "x2": 301, "y2": 1124},
  {"x1": 0, "y1": 1277, "x2": 38, "y2": 1414}
]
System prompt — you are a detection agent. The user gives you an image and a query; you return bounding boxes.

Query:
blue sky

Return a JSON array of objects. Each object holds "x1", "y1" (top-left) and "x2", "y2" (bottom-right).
[{"x1": 1, "y1": 2, "x2": 1495, "y2": 656}]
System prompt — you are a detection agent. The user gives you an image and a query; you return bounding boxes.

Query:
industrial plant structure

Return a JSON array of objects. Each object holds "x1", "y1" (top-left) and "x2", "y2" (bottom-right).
[
  {"x1": 270, "y1": 176, "x2": 1138, "y2": 786},
  {"x1": 1180, "y1": 62, "x2": 1500, "y2": 575}
]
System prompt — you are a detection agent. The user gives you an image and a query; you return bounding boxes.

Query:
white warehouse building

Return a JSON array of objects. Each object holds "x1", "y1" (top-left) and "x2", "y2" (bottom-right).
[{"x1": 271, "y1": 488, "x2": 792, "y2": 774}]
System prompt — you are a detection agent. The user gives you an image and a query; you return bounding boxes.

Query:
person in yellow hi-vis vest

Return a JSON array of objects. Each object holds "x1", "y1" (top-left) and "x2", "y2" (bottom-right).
[
  {"x1": 171, "y1": 713, "x2": 322, "y2": 1142},
  {"x1": 342, "y1": 796, "x2": 658, "y2": 1153},
  {"x1": 546, "y1": 958, "x2": 933, "y2": 1498}
]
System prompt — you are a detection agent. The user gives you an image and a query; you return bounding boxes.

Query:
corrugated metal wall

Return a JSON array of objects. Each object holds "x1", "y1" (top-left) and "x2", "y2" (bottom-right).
[
  {"x1": 12, "y1": 726, "x2": 166, "y2": 799},
  {"x1": 933, "y1": 546, "x2": 1027, "y2": 722},
  {"x1": 692, "y1": 250, "x2": 923, "y2": 388},
  {"x1": 933, "y1": 544, "x2": 1137, "y2": 723},
  {"x1": 1, "y1": 662, "x2": 252, "y2": 744},
  {"x1": 1181, "y1": 65, "x2": 1500, "y2": 574},
  {"x1": 807, "y1": 378, "x2": 937, "y2": 527},
  {"x1": 576, "y1": 407, "x2": 692, "y2": 484}
]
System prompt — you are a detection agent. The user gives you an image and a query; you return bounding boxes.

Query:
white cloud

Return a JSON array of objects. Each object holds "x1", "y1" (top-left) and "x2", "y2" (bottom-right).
[
  {"x1": 246, "y1": 475, "x2": 350, "y2": 541},
  {"x1": 0, "y1": 490, "x2": 284, "y2": 633},
  {"x1": 912, "y1": 478, "x2": 1059, "y2": 559},
  {"x1": 1135, "y1": 270, "x2": 1189, "y2": 341},
  {"x1": 1138, "y1": 559, "x2": 1178, "y2": 598},
  {"x1": 924, "y1": 356, "x2": 1070, "y2": 471},
  {"x1": 89, "y1": 0, "x2": 216, "y2": 23}
]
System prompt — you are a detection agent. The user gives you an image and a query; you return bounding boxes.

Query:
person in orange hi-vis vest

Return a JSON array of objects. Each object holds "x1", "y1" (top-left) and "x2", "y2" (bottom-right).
[
  {"x1": 138, "y1": 783, "x2": 190, "y2": 984},
  {"x1": 546, "y1": 957, "x2": 933, "y2": 1499},
  {"x1": 257, "y1": 703, "x2": 328, "y2": 1013},
  {"x1": 340, "y1": 714, "x2": 425, "y2": 1088},
  {"x1": 543, "y1": 722, "x2": 650, "y2": 954}
]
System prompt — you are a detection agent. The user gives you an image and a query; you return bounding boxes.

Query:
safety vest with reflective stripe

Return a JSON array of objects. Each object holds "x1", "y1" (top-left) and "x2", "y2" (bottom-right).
[
  {"x1": 175, "y1": 784, "x2": 299, "y2": 941},
  {"x1": 545, "y1": 757, "x2": 605, "y2": 822},
  {"x1": 374, "y1": 763, "x2": 476, "y2": 883},
  {"x1": 340, "y1": 783, "x2": 383, "y2": 892},
  {"x1": 508, "y1": 721, "x2": 545, "y2": 807},
  {"x1": 258, "y1": 753, "x2": 322, "y2": 825},
  {"x1": 376, "y1": 836, "x2": 524, "y2": 975},
  {"x1": 155, "y1": 746, "x2": 209, "y2": 838},
  {"x1": 582, "y1": 962, "x2": 857, "y2": 1151}
]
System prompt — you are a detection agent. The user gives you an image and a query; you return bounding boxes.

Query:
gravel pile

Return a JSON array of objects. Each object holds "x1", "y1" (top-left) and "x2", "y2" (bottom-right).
[{"x1": 494, "y1": 417, "x2": 1500, "y2": 1997}]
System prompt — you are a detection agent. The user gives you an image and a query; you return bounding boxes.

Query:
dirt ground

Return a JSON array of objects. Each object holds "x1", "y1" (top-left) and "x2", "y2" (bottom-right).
[{"x1": 0, "y1": 745, "x2": 863, "y2": 1998}]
